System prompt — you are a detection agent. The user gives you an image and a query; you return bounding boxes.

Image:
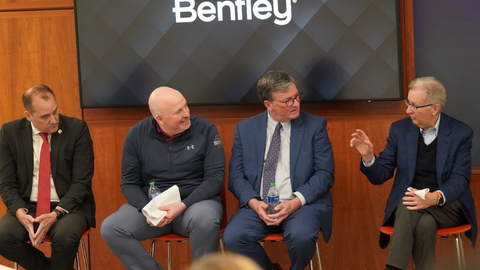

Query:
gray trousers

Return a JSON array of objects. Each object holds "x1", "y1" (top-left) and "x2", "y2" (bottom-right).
[
  {"x1": 101, "y1": 199, "x2": 223, "y2": 270},
  {"x1": 387, "y1": 199, "x2": 466, "y2": 270}
]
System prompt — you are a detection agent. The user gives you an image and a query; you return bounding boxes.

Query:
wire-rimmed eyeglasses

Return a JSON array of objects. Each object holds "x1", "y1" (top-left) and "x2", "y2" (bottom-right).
[{"x1": 404, "y1": 98, "x2": 433, "y2": 111}]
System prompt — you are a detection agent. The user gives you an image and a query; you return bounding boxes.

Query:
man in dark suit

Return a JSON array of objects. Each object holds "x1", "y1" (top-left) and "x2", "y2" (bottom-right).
[
  {"x1": 223, "y1": 71, "x2": 335, "y2": 270},
  {"x1": 350, "y1": 77, "x2": 477, "y2": 270},
  {"x1": 0, "y1": 84, "x2": 95, "y2": 270}
]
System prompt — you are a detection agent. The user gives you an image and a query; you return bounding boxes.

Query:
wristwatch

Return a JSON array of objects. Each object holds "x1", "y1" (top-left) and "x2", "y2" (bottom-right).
[{"x1": 54, "y1": 209, "x2": 64, "y2": 220}]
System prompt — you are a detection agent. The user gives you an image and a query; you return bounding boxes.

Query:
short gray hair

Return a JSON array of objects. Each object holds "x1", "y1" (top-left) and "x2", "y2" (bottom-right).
[
  {"x1": 408, "y1": 77, "x2": 447, "y2": 109},
  {"x1": 256, "y1": 71, "x2": 296, "y2": 102}
]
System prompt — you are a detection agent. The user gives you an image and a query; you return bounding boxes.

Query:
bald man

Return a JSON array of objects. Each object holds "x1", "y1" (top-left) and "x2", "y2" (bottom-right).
[{"x1": 101, "y1": 87, "x2": 225, "y2": 270}]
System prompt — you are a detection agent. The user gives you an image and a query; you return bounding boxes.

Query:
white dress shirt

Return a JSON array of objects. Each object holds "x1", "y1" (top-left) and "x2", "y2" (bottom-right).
[{"x1": 260, "y1": 113, "x2": 306, "y2": 205}]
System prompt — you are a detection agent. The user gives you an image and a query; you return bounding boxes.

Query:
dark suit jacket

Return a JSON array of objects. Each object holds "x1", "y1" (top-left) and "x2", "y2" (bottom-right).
[
  {"x1": 361, "y1": 113, "x2": 477, "y2": 248},
  {"x1": 0, "y1": 115, "x2": 96, "y2": 228},
  {"x1": 229, "y1": 111, "x2": 335, "y2": 242}
]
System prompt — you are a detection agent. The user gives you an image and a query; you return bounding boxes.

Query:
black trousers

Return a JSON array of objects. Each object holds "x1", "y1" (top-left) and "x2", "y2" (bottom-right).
[
  {"x1": 386, "y1": 199, "x2": 466, "y2": 270},
  {"x1": 0, "y1": 205, "x2": 88, "y2": 270}
]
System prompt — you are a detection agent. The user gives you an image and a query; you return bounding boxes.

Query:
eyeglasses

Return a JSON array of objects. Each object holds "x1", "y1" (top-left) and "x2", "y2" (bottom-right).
[
  {"x1": 404, "y1": 99, "x2": 433, "y2": 111},
  {"x1": 275, "y1": 92, "x2": 304, "y2": 107}
]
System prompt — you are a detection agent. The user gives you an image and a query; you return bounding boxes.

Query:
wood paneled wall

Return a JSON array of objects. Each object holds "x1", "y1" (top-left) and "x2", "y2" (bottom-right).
[{"x1": 1, "y1": 0, "x2": 479, "y2": 269}]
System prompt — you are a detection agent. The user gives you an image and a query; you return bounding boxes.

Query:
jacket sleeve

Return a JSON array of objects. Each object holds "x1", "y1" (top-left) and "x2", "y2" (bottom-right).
[
  {"x1": 55, "y1": 120, "x2": 95, "y2": 212},
  {"x1": 121, "y1": 127, "x2": 150, "y2": 211},
  {"x1": 294, "y1": 118, "x2": 335, "y2": 204},
  {"x1": 228, "y1": 121, "x2": 262, "y2": 207},
  {"x1": 361, "y1": 123, "x2": 398, "y2": 185},
  {"x1": 0, "y1": 124, "x2": 28, "y2": 215}
]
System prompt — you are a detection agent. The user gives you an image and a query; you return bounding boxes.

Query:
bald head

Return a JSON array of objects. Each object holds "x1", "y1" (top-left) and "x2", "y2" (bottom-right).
[
  {"x1": 148, "y1": 86, "x2": 184, "y2": 117},
  {"x1": 148, "y1": 86, "x2": 191, "y2": 136}
]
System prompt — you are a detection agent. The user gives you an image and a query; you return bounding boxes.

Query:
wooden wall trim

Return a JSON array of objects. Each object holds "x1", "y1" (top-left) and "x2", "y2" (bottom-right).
[
  {"x1": 0, "y1": 1, "x2": 73, "y2": 12},
  {"x1": 400, "y1": 0, "x2": 415, "y2": 93},
  {"x1": 83, "y1": 100, "x2": 407, "y2": 122}
]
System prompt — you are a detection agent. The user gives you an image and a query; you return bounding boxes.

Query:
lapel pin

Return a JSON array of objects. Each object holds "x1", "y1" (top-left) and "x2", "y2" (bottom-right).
[{"x1": 58, "y1": 129, "x2": 62, "y2": 134}]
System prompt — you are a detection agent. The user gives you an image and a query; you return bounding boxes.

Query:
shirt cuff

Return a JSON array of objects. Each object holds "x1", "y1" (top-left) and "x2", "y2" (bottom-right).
[
  {"x1": 362, "y1": 156, "x2": 375, "y2": 167},
  {"x1": 437, "y1": 190, "x2": 446, "y2": 206},
  {"x1": 56, "y1": 206, "x2": 69, "y2": 214},
  {"x1": 293, "y1": 192, "x2": 306, "y2": 205}
]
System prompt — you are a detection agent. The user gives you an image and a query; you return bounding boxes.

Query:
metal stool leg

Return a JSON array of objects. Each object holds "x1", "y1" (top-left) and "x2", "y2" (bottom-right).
[
  {"x1": 316, "y1": 241, "x2": 322, "y2": 270},
  {"x1": 219, "y1": 239, "x2": 225, "y2": 256},
  {"x1": 150, "y1": 240, "x2": 156, "y2": 257},
  {"x1": 167, "y1": 241, "x2": 172, "y2": 270},
  {"x1": 76, "y1": 250, "x2": 81, "y2": 270},
  {"x1": 150, "y1": 239, "x2": 172, "y2": 270},
  {"x1": 454, "y1": 233, "x2": 466, "y2": 270},
  {"x1": 309, "y1": 241, "x2": 322, "y2": 270},
  {"x1": 80, "y1": 236, "x2": 89, "y2": 270}
]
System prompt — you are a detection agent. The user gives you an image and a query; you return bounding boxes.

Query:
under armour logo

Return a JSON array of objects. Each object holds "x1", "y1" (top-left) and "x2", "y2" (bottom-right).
[{"x1": 187, "y1": 145, "x2": 194, "y2": 150}]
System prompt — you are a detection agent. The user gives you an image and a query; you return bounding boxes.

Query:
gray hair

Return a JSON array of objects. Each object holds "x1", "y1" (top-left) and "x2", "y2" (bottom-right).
[
  {"x1": 256, "y1": 71, "x2": 296, "y2": 102},
  {"x1": 408, "y1": 77, "x2": 447, "y2": 109}
]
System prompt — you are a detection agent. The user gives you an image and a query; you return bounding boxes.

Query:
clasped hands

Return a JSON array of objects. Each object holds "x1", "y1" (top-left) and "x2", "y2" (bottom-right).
[
  {"x1": 16, "y1": 209, "x2": 57, "y2": 247},
  {"x1": 248, "y1": 197, "x2": 301, "y2": 226}
]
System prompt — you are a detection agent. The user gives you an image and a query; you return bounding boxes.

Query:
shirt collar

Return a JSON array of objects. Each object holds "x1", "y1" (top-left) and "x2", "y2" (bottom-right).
[
  {"x1": 154, "y1": 120, "x2": 184, "y2": 140},
  {"x1": 30, "y1": 122, "x2": 46, "y2": 136},
  {"x1": 267, "y1": 112, "x2": 291, "y2": 133},
  {"x1": 419, "y1": 112, "x2": 441, "y2": 136}
]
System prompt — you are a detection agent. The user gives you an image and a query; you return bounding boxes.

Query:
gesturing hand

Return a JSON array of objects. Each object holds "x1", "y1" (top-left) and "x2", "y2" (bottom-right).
[{"x1": 350, "y1": 129, "x2": 374, "y2": 162}]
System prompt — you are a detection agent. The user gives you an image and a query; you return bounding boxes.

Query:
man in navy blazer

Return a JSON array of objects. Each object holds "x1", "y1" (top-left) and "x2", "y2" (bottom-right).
[
  {"x1": 351, "y1": 77, "x2": 477, "y2": 270},
  {"x1": 0, "y1": 85, "x2": 95, "y2": 270},
  {"x1": 223, "y1": 71, "x2": 335, "y2": 270}
]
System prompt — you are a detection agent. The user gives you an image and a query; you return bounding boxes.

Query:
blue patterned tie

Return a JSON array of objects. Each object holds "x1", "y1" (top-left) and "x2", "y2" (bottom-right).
[{"x1": 262, "y1": 122, "x2": 282, "y2": 201}]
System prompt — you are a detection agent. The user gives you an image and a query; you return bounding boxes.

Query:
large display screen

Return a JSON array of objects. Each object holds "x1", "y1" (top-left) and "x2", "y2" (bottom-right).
[{"x1": 75, "y1": 0, "x2": 402, "y2": 107}]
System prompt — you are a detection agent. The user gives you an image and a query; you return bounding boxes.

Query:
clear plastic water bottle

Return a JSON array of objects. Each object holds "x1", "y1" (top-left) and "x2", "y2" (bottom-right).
[
  {"x1": 148, "y1": 182, "x2": 161, "y2": 201},
  {"x1": 267, "y1": 183, "x2": 279, "y2": 214}
]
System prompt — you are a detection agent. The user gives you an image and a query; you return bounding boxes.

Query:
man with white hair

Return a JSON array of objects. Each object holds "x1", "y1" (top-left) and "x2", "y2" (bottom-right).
[{"x1": 350, "y1": 77, "x2": 477, "y2": 270}]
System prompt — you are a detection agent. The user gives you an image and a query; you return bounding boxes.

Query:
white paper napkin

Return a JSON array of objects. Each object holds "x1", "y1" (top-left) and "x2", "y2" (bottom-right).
[
  {"x1": 142, "y1": 185, "x2": 181, "y2": 226},
  {"x1": 407, "y1": 187, "x2": 429, "y2": 200}
]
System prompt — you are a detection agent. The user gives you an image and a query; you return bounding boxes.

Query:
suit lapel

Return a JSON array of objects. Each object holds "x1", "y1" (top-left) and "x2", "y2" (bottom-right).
[
  {"x1": 436, "y1": 114, "x2": 451, "y2": 184},
  {"x1": 50, "y1": 118, "x2": 64, "y2": 182},
  {"x1": 406, "y1": 123, "x2": 419, "y2": 183},
  {"x1": 290, "y1": 114, "x2": 304, "y2": 178},
  {"x1": 255, "y1": 112, "x2": 268, "y2": 182},
  {"x1": 21, "y1": 120, "x2": 34, "y2": 183}
]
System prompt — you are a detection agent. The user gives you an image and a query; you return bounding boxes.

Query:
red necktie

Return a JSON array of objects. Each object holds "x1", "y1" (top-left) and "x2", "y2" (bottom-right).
[{"x1": 37, "y1": 132, "x2": 51, "y2": 216}]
